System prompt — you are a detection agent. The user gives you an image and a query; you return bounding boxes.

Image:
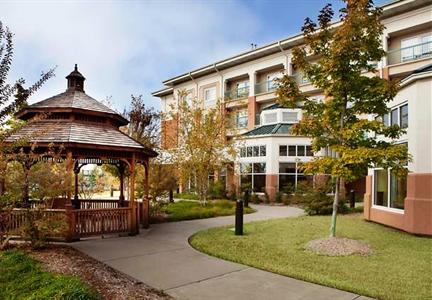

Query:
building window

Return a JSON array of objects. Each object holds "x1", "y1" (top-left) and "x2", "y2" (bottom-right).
[
  {"x1": 204, "y1": 87, "x2": 217, "y2": 108},
  {"x1": 377, "y1": 103, "x2": 408, "y2": 129},
  {"x1": 240, "y1": 145, "x2": 266, "y2": 157},
  {"x1": 279, "y1": 162, "x2": 312, "y2": 192},
  {"x1": 400, "y1": 104, "x2": 408, "y2": 129},
  {"x1": 240, "y1": 162, "x2": 266, "y2": 192},
  {"x1": 235, "y1": 110, "x2": 248, "y2": 128},
  {"x1": 263, "y1": 112, "x2": 277, "y2": 124},
  {"x1": 279, "y1": 145, "x2": 314, "y2": 157},
  {"x1": 236, "y1": 81, "x2": 249, "y2": 98},
  {"x1": 373, "y1": 168, "x2": 407, "y2": 210},
  {"x1": 282, "y1": 111, "x2": 298, "y2": 123}
]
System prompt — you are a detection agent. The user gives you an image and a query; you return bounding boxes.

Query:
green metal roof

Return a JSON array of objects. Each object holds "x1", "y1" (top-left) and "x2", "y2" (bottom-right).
[
  {"x1": 262, "y1": 103, "x2": 281, "y2": 110},
  {"x1": 242, "y1": 123, "x2": 293, "y2": 136}
]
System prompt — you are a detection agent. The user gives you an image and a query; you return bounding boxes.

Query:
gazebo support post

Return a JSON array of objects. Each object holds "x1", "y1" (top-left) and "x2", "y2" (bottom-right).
[
  {"x1": 142, "y1": 160, "x2": 150, "y2": 229},
  {"x1": 118, "y1": 162, "x2": 125, "y2": 207},
  {"x1": 66, "y1": 151, "x2": 73, "y2": 206},
  {"x1": 21, "y1": 162, "x2": 32, "y2": 208},
  {"x1": 129, "y1": 155, "x2": 138, "y2": 235},
  {"x1": 73, "y1": 162, "x2": 86, "y2": 209},
  {"x1": 0, "y1": 162, "x2": 6, "y2": 196}
]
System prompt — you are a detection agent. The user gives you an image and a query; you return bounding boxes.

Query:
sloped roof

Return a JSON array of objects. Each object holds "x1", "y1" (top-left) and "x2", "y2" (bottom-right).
[
  {"x1": 262, "y1": 103, "x2": 282, "y2": 110},
  {"x1": 6, "y1": 121, "x2": 157, "y2": 156},
  {"x1": 412, "y1": 63, "x2": 432, "y2": 74},
  {"x1": 26, "y1": 90, "x2": 118, "y2": 115},
  {"x1": 243, "y1": 123, "x2": 292, "y2": 136}
]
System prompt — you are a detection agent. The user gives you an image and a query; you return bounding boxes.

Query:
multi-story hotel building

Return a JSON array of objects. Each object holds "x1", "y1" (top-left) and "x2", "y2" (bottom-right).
[{"x1": 153, "y1": 0, "x2": 432, "y2": 235}]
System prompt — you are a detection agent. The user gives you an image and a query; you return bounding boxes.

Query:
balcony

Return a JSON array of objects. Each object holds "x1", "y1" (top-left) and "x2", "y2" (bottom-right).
[
  {"x1": 388, "y1": 41, "x2": 432, "y2": 65},
  {"x1": 224, "y1": 86, "x2": 249, "y2": 101},
  {"x1": 255, "y1": 80, "x2": 277, "y2": 94},
  {"x1": 292, "y1": 73, "x2": 311, "y2": 85}
]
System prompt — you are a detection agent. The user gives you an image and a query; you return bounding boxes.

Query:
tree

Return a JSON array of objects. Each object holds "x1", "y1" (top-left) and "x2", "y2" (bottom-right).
[
  {"x1": 0, "y1": 20, "x2": 55, "y2": 196},
  {"x1": 168, "y1": 90, "x2": 236, "y2": 205},
  {"x1": 122, "y1": 94, "x2": 160, "y2": 148},
  {"x1": 275, "y1": 0, "x2": 408, "y2": 237},
  {"x1": 0, "y1": 20, "x2": 55, "y2": 248}
]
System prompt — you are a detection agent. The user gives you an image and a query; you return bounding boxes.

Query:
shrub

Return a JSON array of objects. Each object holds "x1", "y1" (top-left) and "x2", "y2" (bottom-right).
[
  {"x1": 275, "y1": 192, "x2": 283, "y2": 204},
  {"x1": 250, "y1": 193, "x2": 260, "y2": 204},
  {"x1": 299, "y1": 180, "x2": 349, "y2": 215},
  {"x1": 208, "y1": 181, "x2": 227, "y2": 199},
  {"x1": 263, "y1": 192, "x2": 270, "y2": 204}
]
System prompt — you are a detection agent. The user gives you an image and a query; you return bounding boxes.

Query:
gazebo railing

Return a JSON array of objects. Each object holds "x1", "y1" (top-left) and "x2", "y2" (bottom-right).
[
  {"x1": 69, "y1": 207, "x2": 132, "y2": 238},
  {"x1": 79, "y1": 199, "x2": 120, "y2": 209},
  {"x1": 1, "y1": 208, "x2": 66, "y2": 236}
]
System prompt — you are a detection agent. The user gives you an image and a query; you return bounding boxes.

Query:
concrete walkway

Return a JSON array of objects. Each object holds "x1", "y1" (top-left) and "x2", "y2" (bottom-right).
[{"x1": 72, "y1": 205, "x2": 372, "y2": 300}]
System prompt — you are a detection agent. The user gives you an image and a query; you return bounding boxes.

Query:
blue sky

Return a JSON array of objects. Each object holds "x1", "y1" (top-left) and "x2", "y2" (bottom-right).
[{"x1": 1, "y1": 0, "x2": 386, "y2": 112}]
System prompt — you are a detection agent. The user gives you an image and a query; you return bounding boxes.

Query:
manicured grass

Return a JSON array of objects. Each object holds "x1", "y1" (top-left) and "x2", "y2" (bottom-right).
[
  {"x1": 0, "y1": 250, "x2": 99, "y2": 300},
  {"x1": 161, "y1": 200, "x2": 255, "y2": 222},
  {"x1": 190, "y1": 214, "x2": 432, "y2": 300}
]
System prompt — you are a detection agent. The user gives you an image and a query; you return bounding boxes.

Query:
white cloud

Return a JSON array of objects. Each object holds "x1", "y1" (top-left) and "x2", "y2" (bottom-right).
[{"x1": 1, "y1": 0, "x2": 260, "y2": 111}]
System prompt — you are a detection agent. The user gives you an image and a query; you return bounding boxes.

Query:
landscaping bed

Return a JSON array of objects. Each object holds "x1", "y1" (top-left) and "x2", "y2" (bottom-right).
[
  {"x1": 190, "y1": 214, "x2": 432, "y2": 300},
  {"x1": 1, "y1": 246, "x2": 171, "y2": 300},
  {"x1": 153, "y1": 200, "x2": 255, "y2": 222}
]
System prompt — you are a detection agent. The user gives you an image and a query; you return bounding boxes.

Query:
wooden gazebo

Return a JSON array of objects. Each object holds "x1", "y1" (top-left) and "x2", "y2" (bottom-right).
[{"x1": 6, "y1": 65, "x2": 157, "y2": 238}]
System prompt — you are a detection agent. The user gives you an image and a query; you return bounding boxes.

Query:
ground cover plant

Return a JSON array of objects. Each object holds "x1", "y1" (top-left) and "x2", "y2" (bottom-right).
[
  {"x1": 0, "y1": 249, "x2": 98, "y2": 300},
  {"x1": 190, "y1": 214, "x2": 432, "y2": 300},
  {"x1": 160, "y1": 200, "x2": 255, "y2": 222}
]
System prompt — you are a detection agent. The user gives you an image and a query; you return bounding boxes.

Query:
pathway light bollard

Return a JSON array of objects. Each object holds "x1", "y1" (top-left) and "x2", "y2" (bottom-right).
[
  {"x1": 235, "y1": 199, "x2": 243, "y2": 236},
  {"x1": 243, "y1": 189, "x2": 249, "y2": 208},
  {"x1": 350, "y1": 189, "x2": 356, "y2": 208}
]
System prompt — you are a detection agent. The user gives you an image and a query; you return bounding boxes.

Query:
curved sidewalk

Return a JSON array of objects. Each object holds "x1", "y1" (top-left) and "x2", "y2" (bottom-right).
[{"x1": 73, "y1": 205, "x2": 372, "y2": 300}]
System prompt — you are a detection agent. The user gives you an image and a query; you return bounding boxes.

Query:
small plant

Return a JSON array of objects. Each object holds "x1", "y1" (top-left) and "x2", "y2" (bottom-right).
[
  {"x1": 275, "y1": 192, "x2": 283, "y2": 204},
  {"x1": 208, "y1": 181, "x2": 227, "y2": 199},
  {"x1": 250, "y1": 193, "x2": 260, "y2": 204},
  {"x1": 263, "y1": 191, "x2": 270, "y2": 204},
  {"x1": 282, "y1": 194, "x2": 291, "y2": 206}
]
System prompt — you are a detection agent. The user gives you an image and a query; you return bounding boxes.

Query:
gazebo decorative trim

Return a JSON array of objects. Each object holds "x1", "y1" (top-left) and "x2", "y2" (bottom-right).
[{"x1": 4, "y1": 65, "x2": 157, "y2": 238}]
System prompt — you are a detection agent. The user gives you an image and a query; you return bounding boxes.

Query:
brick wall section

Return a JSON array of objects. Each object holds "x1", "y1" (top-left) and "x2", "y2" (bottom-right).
[
  {"x1": 161, "y1": 118, "x2": 178, "y2": 149},
  {"x1": 247, "y1": 96, "x2": 257, "y2": 130}
]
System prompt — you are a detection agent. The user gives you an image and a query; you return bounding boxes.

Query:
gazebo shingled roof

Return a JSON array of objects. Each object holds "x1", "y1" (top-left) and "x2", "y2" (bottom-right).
[{"x1": 8, "y1": 64, "x2": 157, "y2": 159}]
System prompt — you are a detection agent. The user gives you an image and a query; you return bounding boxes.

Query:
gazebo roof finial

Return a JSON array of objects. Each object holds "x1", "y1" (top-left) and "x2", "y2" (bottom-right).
[{"x1": 66, "y1": 64, "x2": 86, "y2": 92}]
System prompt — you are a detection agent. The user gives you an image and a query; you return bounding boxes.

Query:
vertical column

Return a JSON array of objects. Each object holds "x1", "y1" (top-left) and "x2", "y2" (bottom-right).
[
  {"x1": 129, "y1": 154, "x2": 138, "y2": 235},
  {"x1": 73, "y1": 163, "x2": 80, "y2": 209},
  {"x1": 66, "y1": 151, "x2": 73, "y2": 205},
  {"x1": 248, "y1": 72, "x2": 256, "y2": 97},
  {"x1": 285, "y1": 53, "x2": 293, "y2": 76},
  {"x1": 142, "y1": 160, "x2": 150, "y2": 229},
  {"x1": 380, "y1": 31, "x2": 389, "y2": 79},
  {"x1": 118, "y1": 162, "x2": 125, "y2": 207}
]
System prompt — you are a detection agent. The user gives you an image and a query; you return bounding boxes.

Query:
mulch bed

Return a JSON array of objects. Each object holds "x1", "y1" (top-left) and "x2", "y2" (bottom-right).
[
  {"x1": 305, "y1": 237, "x2": 373, "y2": 256},
  {"x1": 28, "y1": 245, "x2": 172, "y2": 300}
]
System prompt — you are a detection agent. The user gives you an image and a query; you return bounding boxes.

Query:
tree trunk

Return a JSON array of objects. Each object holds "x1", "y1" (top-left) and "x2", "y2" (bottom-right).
[{"x1": 330, "y1": 176, "x2": 340, "y2": 238}]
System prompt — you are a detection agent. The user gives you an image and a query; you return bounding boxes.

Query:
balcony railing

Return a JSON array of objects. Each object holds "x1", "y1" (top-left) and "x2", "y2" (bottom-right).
[
  {"x1": 255, "y1": 80, "x2": 277, "y2": 94},
  {"x1": 292, "y1": 73, "x2": 311, "y2": 85},
  {"x1": 388, "y1": 41, "x2": 432, "y2": 65},
  {"x1": 224, "y1": 86, "x2": 249, "y2": 100}
]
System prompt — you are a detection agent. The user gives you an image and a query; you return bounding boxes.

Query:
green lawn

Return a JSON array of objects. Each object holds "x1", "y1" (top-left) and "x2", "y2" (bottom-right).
[
  {"x1": 0, "y1": 250, "x2": 98, "y2": 300},
  {"x1": 190, "y1": 214, "x2": 432, "y2": 300},
  {"x1": 161, "y1": 200, "x2": 255, "y2": 222}
]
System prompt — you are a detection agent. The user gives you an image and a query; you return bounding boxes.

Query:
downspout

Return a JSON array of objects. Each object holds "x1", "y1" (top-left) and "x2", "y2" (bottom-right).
[
  {"x1": 189, "y1": 72, "x2": 198, "y2": 100},
  {"x1": 213, "y1": 63, "x2": 224, "y2": 101},
  {"x1": 278, "y1": 41, "x2": 291, "y2": 75}
]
